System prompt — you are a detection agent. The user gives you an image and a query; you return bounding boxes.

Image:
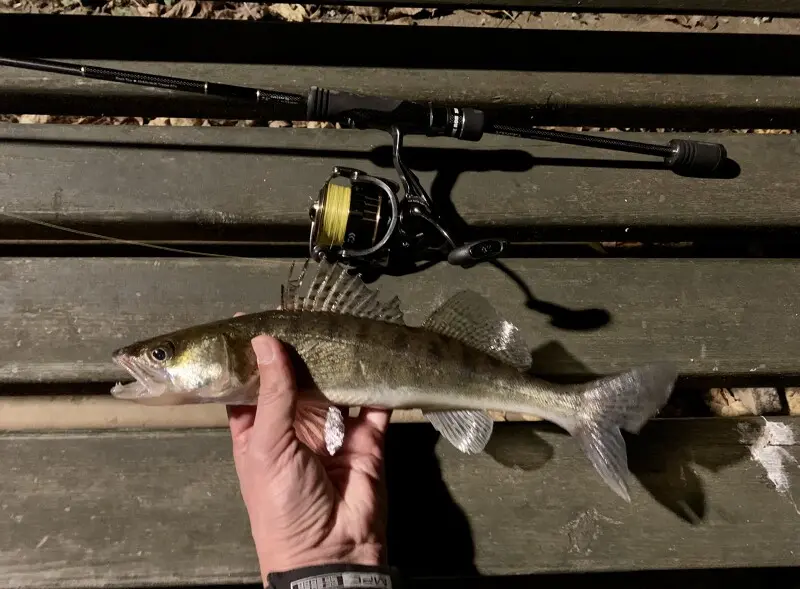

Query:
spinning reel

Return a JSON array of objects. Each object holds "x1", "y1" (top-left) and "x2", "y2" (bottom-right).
[{"x1": 309, "y1": 126, "x2": 506, "y2": 272}]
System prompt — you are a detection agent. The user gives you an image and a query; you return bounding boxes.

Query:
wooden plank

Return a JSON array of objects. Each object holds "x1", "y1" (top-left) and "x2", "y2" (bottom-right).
[
  {"x1": 3, "y1": 15, "x2": 800, "y2": 127},
  {"x1": 0, "y1": 124, "x2": 797, "y2": 244},
  {"x1": 2, "y1": 417, "x2": 799, "y2": 588},
  {"x1": 2, "y1": 257, "x2": 800, "y2": 385}
]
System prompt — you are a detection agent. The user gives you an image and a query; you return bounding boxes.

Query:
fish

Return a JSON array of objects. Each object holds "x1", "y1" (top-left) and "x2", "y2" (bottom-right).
[{"x1": 110, "y1": 256, "x2": 678, "y2": 502}]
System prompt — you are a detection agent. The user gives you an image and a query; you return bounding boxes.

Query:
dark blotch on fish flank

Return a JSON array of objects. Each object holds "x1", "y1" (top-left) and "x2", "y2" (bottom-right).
[
  {"x1": 426, "y1": 338, "x2": 446, "y2": 363},
  {"x1": 356, "y1": 319, "x2": 375, "y2": 343},
  {"x1": 390, "y1": 327, "x2": 411, "y2": 353}
]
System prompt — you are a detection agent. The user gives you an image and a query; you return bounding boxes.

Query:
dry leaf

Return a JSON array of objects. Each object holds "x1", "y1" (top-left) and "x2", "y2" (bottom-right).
[
  {"x1": 348, "y1": 5, "x2": 384, "y2": 20},
  {"x1": 195, "y1": 0, "x2": 213, "y2": 17},
  {"x1": 269, "y1": 120, "x2": 291, "y2": 128},
  {"x1": 147, "y1": 117, "x2": 171, "y2": 126},
  {"x1": 164, "y1": 0, "x2": 196, "y2": 18},
  {"x1": 136, "y1": 2, "x2": 161, "y2": 16},
  {"x1": 704, "y1": 388, "x2": 750, "y2": 417},
  {"x1": 386, "y1": 16, "x2": 413, "y2": 25},
  {"x1": 212, "y1": 7, "x2": 238, "y2": 18},
  {"x1": 786, "y1": 388, "x2": 800, "y2": 415},
  {"x1": 169, "y1": 118, "x2": 203, "y2": 126},
  {"x1": 233, "y1": 2, "x2": 262, "y2": 19},
  {"x1": 664, "y1": 14, "x2": 718, "y2": 30},
  {"x1": 386, "y1": 6, "x2": 423, "y2": 17},
  {"x1": 18, "y1": 114, "x2": 51, "y2": 124},
  {"x1": 266, "y1": 3, "x2": 307, "y2": 21}
]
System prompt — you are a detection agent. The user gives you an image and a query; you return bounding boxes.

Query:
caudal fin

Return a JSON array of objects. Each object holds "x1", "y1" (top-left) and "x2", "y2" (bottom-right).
[{"x1": 566, "y1": 363, "x2": 678, "y2": 502}]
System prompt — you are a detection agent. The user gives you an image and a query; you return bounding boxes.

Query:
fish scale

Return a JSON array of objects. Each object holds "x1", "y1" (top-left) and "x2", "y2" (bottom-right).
[{"x1": 110, "y1": 257, "x2": 678, "y2": 503}]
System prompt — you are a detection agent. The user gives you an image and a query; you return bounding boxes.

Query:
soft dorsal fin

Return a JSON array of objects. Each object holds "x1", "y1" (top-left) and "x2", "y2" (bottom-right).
[
  {"x1": 423, "y1": 290, "x2": 531, "y2": 370},
  {"x1": 279, "y1": 257, "x2": 405, "y2": 325}
]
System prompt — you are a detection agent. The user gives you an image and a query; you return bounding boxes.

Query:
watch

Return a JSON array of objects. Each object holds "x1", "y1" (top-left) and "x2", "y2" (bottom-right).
[{"x1": 266, "y1": 563, "x2": 407, "y2": 589}]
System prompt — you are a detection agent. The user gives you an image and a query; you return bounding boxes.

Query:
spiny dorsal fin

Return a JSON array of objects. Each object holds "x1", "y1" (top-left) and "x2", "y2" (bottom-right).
[
  {"x1": 423, "y1": 290, "x2": 531, "y2": 370},
  {"x1": 280, "y1": 257, "x2": 405, "y2": 325}
]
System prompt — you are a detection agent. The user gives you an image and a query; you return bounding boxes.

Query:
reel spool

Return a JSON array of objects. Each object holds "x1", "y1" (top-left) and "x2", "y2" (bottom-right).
[{"x1": 309, "y1": 166, "x2": 399, "y2": 266}]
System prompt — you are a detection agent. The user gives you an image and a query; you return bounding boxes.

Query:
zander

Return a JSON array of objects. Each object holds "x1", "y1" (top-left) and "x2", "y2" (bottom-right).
[{"x1": 111, "y1": 257, "x2": 678, "y2": 501}]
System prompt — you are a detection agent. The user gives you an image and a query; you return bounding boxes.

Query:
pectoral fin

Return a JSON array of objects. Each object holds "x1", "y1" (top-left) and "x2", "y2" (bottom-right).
[
  {"x1": 294, "y1": 403, "x2": 346, "y2": 455},
  {"x1": 423, "y1": 408, "x2": 494, "y2": 454},
  {"x1": 323, "y1": 405, "x2": 346, "y2": 456}
]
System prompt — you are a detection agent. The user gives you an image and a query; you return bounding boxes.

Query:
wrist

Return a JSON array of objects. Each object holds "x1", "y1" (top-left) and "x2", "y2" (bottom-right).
[
  {"x1": 257, "y1": 542, "x2": 386, "y2": 574},
  {"x1": 265, "y1": 562, "x2": 405, "y2": 589}
]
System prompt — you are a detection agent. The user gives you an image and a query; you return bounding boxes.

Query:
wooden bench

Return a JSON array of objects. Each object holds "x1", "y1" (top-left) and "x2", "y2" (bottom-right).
[{"x1": 2, "y1": 5, "x2": 800, "y2": 588}]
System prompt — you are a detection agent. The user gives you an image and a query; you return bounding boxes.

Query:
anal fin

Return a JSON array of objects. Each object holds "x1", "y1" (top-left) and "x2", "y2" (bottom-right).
[{"x1": 423, "y1": 409, "x2": 494, "y2": 454}]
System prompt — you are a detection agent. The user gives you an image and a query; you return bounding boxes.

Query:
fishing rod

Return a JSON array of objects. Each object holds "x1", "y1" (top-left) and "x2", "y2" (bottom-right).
[{"x1": 0, "y1": 56, "x2": 728, "y2": 273}]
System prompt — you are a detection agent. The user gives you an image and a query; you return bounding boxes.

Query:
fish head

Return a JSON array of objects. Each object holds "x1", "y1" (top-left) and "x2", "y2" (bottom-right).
[{"x1": 110, "y1": 326, "x2": 256, "y2": 405}]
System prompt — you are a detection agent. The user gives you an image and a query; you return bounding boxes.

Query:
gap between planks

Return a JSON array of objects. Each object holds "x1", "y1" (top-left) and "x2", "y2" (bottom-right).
[
  {"x1": 0, "y1": 396, "x2": 542, "y2": 431},
  {"x1": 2, "y1": 392, "x2": 799, "y2": 431}
]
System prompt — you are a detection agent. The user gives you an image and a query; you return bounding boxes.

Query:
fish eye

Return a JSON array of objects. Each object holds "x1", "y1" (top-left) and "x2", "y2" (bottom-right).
[{"x1": 150, "y1": 343, "x2": 174, "y2": 363}]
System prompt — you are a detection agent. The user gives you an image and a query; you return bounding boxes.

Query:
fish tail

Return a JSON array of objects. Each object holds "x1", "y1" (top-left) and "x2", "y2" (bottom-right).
[{"x1": 552, "y1": 362, "x2": 678, "y2": 502}]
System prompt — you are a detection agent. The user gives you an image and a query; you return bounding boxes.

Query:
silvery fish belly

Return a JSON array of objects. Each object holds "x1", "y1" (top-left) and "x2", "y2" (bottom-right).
[{"x1": 110, "y1": 257, "x2": 678, "y2": 502}]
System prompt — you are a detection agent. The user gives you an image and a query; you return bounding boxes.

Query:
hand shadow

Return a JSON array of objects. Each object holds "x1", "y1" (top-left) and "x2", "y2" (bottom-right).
[{"x1": 384, "y1": 423, "x2": 479, "y2": 577}]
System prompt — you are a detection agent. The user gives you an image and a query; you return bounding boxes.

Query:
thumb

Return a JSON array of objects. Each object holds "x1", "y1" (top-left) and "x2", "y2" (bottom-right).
[{"x1": 249, "y1": 334, "x2": 298, "y2": 449}]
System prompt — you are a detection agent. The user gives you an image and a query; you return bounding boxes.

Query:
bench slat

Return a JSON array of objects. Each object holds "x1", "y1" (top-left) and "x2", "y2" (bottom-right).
[
  {"x1": 0, "y1": 125, "x2": 797, "y2": 243},
  {"x1": 2, "y1": 256, "x2": 799, "y2": 384},
  {"x1": 3, "y1": 14, "x2": 800, "y2": 127},
  {"x1": 1, "y1": 418, "x2": 798, "y2": 588}
]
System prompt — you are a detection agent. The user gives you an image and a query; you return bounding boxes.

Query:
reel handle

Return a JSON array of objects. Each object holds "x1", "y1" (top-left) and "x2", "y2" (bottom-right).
[{"x1": 447, "y1": 239, "x2": 508, "y2": 268}]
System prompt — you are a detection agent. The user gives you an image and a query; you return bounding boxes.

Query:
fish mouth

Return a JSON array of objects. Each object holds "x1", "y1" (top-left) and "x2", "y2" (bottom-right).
[{"x1": 110, "y1": 354, "x2": 171, "y2": 402}]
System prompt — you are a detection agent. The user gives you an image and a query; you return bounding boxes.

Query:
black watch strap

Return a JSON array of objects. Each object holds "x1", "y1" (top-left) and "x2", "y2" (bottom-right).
[{"x1": 266, "y1": 563, "x2": 406, "y2": 589}]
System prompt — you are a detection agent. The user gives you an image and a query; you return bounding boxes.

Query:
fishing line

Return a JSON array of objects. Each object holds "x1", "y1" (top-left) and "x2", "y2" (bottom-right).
[{"x1": 0, "y1": 209, "x2": 266, "y2": 262}]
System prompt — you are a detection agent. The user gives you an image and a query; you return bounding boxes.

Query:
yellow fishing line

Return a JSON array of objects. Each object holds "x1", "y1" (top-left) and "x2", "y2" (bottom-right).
[{"x1": 316, "y1": 182, "x2": 351, "y2": 247}]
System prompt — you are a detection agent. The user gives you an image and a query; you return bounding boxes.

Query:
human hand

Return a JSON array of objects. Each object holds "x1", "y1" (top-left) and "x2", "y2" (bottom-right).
[{"x1": 226, "y1": 333, "x2": 392, "y2": 586}]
